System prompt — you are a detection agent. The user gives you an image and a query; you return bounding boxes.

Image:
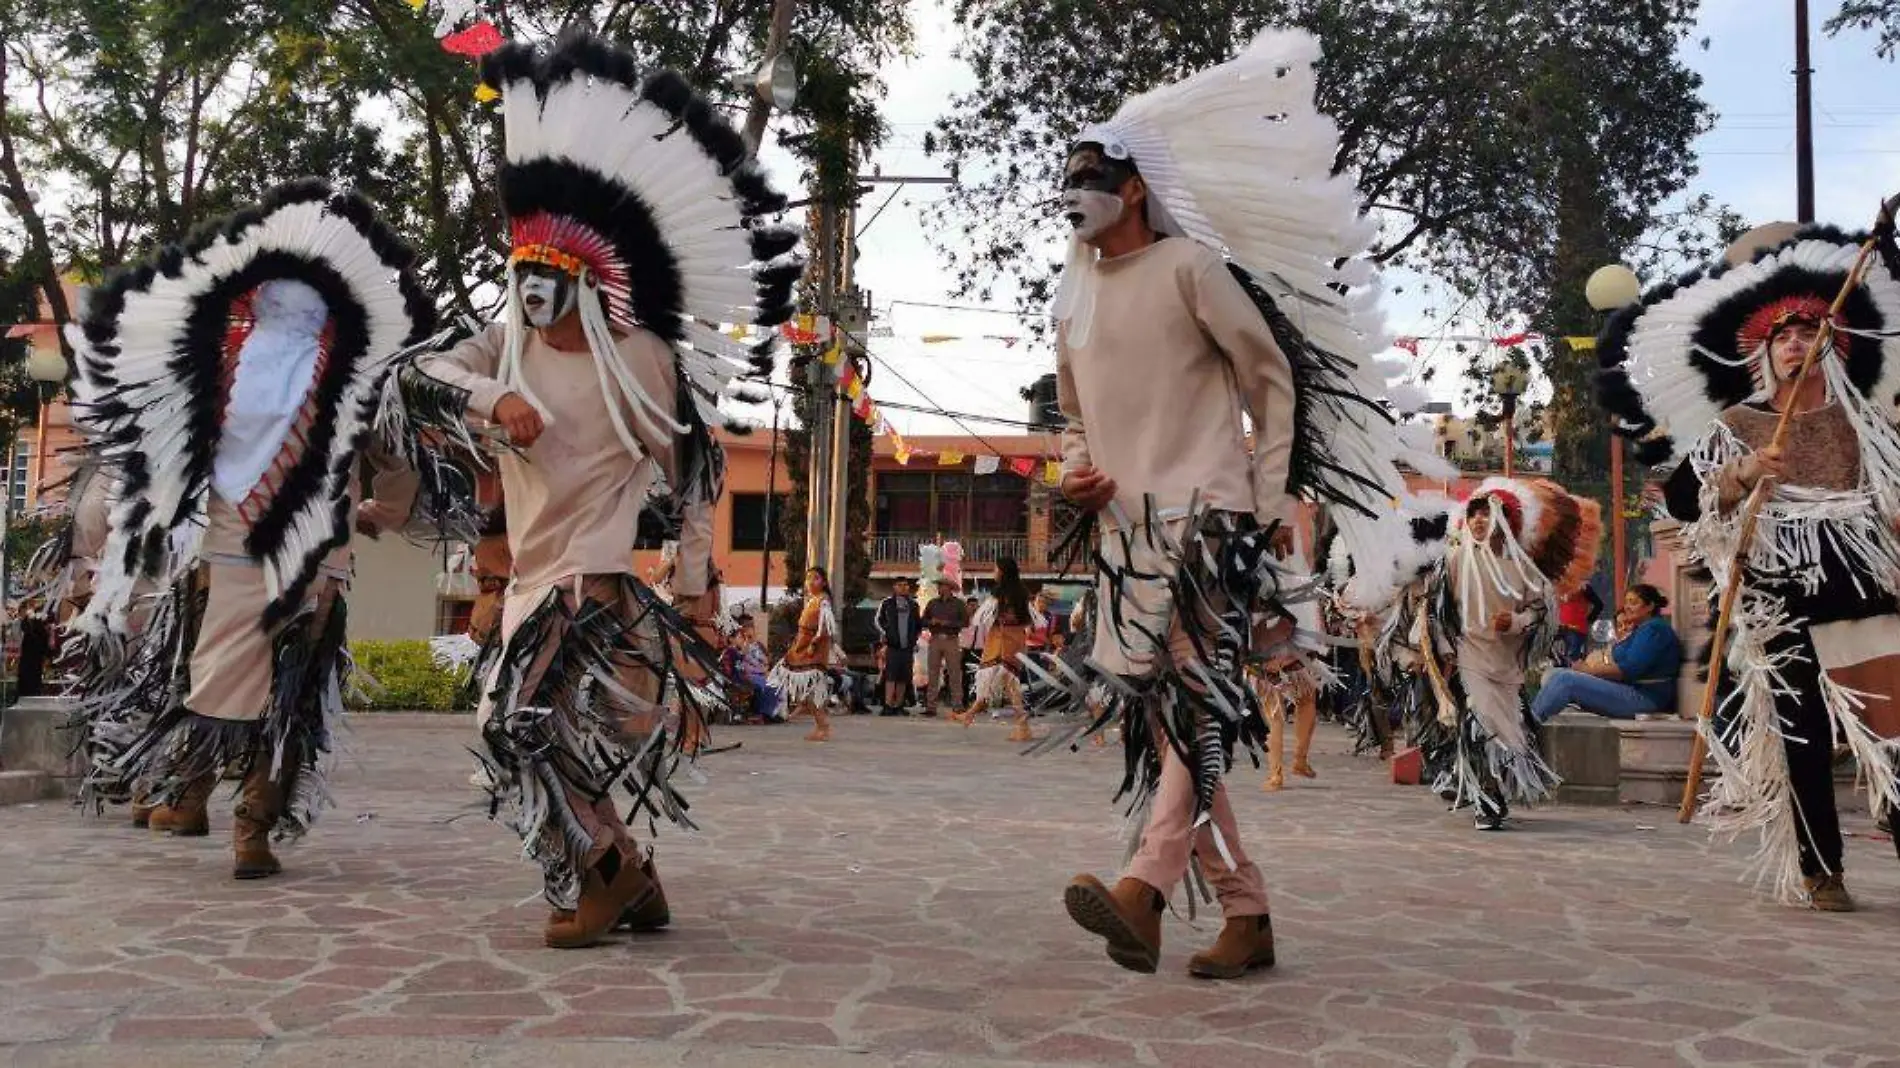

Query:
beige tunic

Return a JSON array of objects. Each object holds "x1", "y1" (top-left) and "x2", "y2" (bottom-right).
[
  {"x1": 416, "y1": 324, "x2": 713, "y2": 647},
  {"x1": 1447, "y1": 549, "x2": 1544, "y2": 753},
  {"x1": 187, "y1": 451, "x2": 417, "y2": 723},
  {"x1": 1056, "y1": 237, "x2": 1298, "y2": 527}
]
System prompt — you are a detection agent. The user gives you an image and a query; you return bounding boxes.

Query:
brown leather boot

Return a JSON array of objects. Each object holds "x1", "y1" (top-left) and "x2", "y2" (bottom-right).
[
  {"x1": 130, "y1": 790, "x2": 156, "y2": 829},
  {"x1": 1805, "y1": 874, "x2": 1857, "y2": 913},
  {"x1": 614, "y1": 849, "x2": 671, "y2": 933},
  {"x1": 149, "y1": 775, "x2": 215, "y2": 836},
  {"x1": 1064, "y1": 875, "x2": 1163, "y2": 974},
  {"x1": 545, "y1": 842, "x2": 655, "y2": 949},
  {"x1": 1186, "y1": 915, "x2": 1276, "y2": 979},
  {"x1": 232, "y1": 767, "x2": 284, "y2": 880}
]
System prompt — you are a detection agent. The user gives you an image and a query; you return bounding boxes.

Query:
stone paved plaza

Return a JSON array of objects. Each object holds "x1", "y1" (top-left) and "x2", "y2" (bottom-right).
[{"x1": 2, "y1": 713, "x2": 1898, "y2": 1068}]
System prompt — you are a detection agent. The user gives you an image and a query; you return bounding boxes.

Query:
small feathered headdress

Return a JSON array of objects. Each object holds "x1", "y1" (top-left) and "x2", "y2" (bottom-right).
[
  {"x1": 1462, "y1": 477, "x2": 1600, "y2": 598},
  {"x1": 1048, "y1": 28, "x2": 1450, "y2": 575}
]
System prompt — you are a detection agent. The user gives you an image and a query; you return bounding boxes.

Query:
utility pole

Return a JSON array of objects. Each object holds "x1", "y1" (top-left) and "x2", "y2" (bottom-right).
[
  {"x1": 1794, "y1": 0, "x2": 1816, "y2": 223},
  {"x1": 801, "y1": 196, "x2": 836, "y2": 582},
  {"x1": 824, "y1": 198, "x2": 861, "y2": 589}
]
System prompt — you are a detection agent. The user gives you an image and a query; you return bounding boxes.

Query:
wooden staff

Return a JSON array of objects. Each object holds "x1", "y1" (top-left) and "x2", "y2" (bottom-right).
[{"x1": 1677, "y1": 199, "x2": 1898, "y2": 823}]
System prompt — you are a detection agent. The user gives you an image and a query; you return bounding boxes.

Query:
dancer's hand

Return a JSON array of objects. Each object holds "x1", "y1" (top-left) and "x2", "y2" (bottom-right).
[
  {"x1": 493, "y1": 393, "x2": 546, "y2": 447},
  {"x1": 1060, "y1": 466, "x2": 1117, "y2": 512},
  {"x1": 1738, "y1": 445, "x2": 1784, "y2": 489},
  {"x1": 1491, "y1": 610, "x2": 1515, "y2": 634}
]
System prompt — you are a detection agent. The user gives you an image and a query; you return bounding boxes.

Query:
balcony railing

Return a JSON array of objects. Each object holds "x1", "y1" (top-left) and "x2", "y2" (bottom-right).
[{"x1": 870, "y1": 533, "x2": 1054, "y2": 574}]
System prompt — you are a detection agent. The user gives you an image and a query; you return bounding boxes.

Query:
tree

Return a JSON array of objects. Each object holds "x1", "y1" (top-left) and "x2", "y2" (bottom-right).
[
  {"x1": 926, "y1": 0, "x2": 1714, "y2": 331},
  {"x1": 1, "y1": 0, "x2": 913, "y2": 325},
  {"x1": 1828, "y1": 0, "x2": 1900, "y2": 57}
]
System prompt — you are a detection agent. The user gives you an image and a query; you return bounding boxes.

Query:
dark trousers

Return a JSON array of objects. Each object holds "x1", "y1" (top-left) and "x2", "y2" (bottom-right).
[{"x1": 1771, "y1": 627, "x2": 1844, "y2": 877}]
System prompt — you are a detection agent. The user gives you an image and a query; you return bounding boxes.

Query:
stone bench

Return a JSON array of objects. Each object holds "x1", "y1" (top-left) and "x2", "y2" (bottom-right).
[
  {"x1": 1539, "y1": 707, "x2": 1861, "y2": 809},
  {"x1": 0, "y1": 696, "x2": 85, "y2": 802}
]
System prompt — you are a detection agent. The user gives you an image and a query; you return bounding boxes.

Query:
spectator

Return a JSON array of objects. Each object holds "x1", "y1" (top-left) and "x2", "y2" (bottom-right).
[
  {"x1": 723, "y1": 614, "x2": 780, "y2": 722},
  {"x1": 1026, "y1": 589, "x2": 1056, "y2": 651},
  {"x1": 1555, "y1": 583, "x2": 1605, "y2": 665},
  {"x1": 920, "y1": 579, "x2": 970, "y2": 717},
  {"x1": 1532, "y1": 584, "x2": 1683, "y2": 723},
  {"x1": 875, "y1": 578, "x2": 922, "y2": 715}
]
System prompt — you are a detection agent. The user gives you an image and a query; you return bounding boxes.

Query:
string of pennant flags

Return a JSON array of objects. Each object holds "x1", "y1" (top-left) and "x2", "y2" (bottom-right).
[{"x1": 774, "y1": 315, "x2": 1063, "y2": 485}]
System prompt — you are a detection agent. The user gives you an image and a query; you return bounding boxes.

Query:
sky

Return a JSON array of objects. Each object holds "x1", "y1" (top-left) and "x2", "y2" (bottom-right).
[{"x1": 750, "y1": 0, "x2": 1900, "y2": 438}]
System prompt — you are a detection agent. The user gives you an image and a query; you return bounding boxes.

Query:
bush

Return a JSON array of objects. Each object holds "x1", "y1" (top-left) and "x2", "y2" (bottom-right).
[{"x1": 348, "y1": 639, "x2": 471, "y2": 712}]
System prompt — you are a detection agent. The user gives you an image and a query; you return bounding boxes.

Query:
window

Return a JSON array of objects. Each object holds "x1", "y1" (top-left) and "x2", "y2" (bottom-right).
[
  {"x1": 970, "y1": 473, "x2": 1027, "y2": 534},
  {"x1": 933, "y1": 474, "x2": 970, "y2": 533},
  {"x1": 434, "y1": 597, "x2": 474, "y2": 637},
  {"x1": 7, "y1": 438, "x2": 29, "y2": 515},
  {"x1": 873, "y1": 469, "x2": 1031, "y2": 538},
  {"x1": 634, "y1": 508, "x2": 670, "y2": 550},
  {"x1": 730, "y1": 493, "x2": 790, "y2": 552},
  {"x1": 875, "y1": 473, "x2": 933, "y2": 534}
]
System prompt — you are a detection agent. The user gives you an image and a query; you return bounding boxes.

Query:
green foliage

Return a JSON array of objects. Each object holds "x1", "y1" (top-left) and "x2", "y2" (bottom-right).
[
  {"x1": 348, "y1": 638, "x2": 469, "y2": 712},
  {"x1": 926, "y1": 0, "x2": 1718, "y2": 337},
  {"x1": 2, "y1": 0, "x2": 912, "y2": 323},
  {"x1": 6, "y1": 511, "x2": 64, "y2": 575},
  {"x1": 1828, "y1": 1, "x2": 1900, "y2": 58}
]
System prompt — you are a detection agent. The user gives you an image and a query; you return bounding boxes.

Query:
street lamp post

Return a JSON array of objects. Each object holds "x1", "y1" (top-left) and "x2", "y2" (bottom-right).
[
  {"x1": 1586, "y1": 264, "x2": 1643, "y2": 602},
  {"x1": 1489, "y1": 363, "x2": 1530, "y2": 478}
]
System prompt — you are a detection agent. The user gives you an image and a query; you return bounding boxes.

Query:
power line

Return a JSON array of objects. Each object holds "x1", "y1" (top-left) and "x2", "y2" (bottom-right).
[
  {"x1": 887, "y1": 298, "x2": 1041, "y2": 319},
  {"x1": 752, "y1": 376, "x2": 1051, "y2": 433}
]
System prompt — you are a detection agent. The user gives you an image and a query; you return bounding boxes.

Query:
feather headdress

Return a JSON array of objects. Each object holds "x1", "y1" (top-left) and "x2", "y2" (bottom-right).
[
  {"x1": 1051, "y1": 28, "x2": 1449, "y2": 566},
  {"x1": 1462, "y1": 477, "x2": 1601, "y2": 598},
  {"x1": 1596, "y1": 225, "x2": 1900, "y2": 466},
  {"x1": 476, "y1": 31, "x2": 802, "y2": 504},
  {"x1": 67, "y1": 179, "x2": 433, "y2": 634}
]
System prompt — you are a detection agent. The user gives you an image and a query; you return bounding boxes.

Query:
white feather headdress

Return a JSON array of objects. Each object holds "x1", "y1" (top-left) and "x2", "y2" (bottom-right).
[{"x1": 1051, "y1": 28, "x2": 1449, "y2": 569}]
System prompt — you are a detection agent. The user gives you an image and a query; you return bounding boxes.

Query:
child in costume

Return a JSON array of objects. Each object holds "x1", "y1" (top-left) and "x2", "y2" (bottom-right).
[
  {"x1": 770, "y1": 567, "x2": 841, "y2": 741},
  {"x1": 1410, "y1": 479, "x2": 1596, "y2": 830},
  {"x1": 952, "y1": 557, "x2": 1037, "y2": 741}
]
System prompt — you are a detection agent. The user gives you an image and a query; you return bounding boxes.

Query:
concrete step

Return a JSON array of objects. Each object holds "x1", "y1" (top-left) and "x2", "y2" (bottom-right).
[{"x1": 0, "y1": 769, "x2": 55, "y2": 805}]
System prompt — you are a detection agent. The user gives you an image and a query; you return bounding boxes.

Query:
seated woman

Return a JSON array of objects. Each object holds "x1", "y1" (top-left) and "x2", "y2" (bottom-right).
[{"x1": 1531, "y1": 584, "x2": 1682, "y2": 723}]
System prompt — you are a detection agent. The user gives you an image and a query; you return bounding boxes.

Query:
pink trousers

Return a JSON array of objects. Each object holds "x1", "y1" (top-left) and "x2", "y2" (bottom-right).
[{"x1": 1123, "y1": 744, "x2": 1271, "y2": 919}]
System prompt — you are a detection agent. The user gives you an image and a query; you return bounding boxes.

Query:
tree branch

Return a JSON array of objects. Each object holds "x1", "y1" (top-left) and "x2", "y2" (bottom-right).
[{"x1": 0, "y1": 46, "x2": 74, "y2": 356}]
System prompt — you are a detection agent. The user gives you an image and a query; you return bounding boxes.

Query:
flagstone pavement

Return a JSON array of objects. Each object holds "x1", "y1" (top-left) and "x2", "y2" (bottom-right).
[{"x1": 2, "y1": 713, "x2": 1898, "y2": 1068}]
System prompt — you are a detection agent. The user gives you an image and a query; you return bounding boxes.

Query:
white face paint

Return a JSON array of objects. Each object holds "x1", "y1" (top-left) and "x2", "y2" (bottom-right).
[
  {"x1": 517, "y1": 268, "x2": 577, "y2": 328},
  {"x1": 1061, "y1": 189, "x2": 1127, "y2": 244}
]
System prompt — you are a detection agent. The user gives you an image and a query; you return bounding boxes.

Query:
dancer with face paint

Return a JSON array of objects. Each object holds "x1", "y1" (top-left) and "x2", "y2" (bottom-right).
[
  {"x1": 1021, "y1": 31, "x2": 1450, "y2": 981},
  {"x1": 396, "y1": 32, "x2": 801, "y2": 948},
  {"x1": 61, "y1": 180, "x2": 433, "y2": 878},
  {"x1": 1601, "y1": 223, "x2": 1900, "y2": 911}
]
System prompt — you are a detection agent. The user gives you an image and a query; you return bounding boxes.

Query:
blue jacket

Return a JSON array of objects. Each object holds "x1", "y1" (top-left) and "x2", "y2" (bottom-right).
[{"x1": 1612, "y1": 617, "x2": 1683, "y2": 709}]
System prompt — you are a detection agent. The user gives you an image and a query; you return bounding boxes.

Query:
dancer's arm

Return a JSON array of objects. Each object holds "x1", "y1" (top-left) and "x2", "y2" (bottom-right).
[
  {"x1": 620, "y1": 331, "x2": 718, "y2": 599},
  {"x1": 414, "y1": 324, "x2": 513, "y2": 420},
  {"x1": 1192, "y1": 256, "x2": 1297, "y2": 529},
  {"x1": 1054, "y1": 333, "x2": 1116, "y2": 511}
]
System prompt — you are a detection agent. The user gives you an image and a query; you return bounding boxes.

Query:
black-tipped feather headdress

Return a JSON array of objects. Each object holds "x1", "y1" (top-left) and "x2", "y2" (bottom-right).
[
  {"x1": 476, "y1": 31, "x2": 803, "y2": 504},
  {"x1": 1596, "y1": 225, "x2": 1900, "y2": 466},
  {"x1": 68, "y1": 179, "x2": 434, "y2": 633}
]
